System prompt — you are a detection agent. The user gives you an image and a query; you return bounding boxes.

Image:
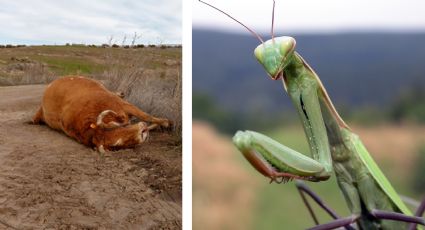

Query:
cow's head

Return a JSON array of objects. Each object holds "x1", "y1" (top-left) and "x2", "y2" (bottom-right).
[{"x1": 91, "y1": 110, "x2": 149, "y2": 153}]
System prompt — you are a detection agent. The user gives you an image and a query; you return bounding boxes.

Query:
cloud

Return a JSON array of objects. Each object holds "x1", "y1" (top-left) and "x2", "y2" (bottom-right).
[
  {"x1": 0, "y1": 0, "x2": 181, "y2": 45},
  {"x1": 193, "y1": 0, "x2": 425, "y2": 33}
]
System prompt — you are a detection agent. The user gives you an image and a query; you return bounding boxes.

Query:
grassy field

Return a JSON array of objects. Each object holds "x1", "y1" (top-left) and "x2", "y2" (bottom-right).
[
  {"x1": 193, "y1": 121, "x2": 425, "y2": 229},
  {"x1": 0, "y1": 45, "x2": 181, "y2": 76},
  {"x1": 0, "y1": 45, "x2": 181, "y2": 82},
  {"x1": 0, "y1": 45, "x2": 182, "y2": 136}
]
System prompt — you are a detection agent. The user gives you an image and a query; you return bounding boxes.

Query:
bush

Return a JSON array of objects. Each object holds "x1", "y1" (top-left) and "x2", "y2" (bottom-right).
[
  {"x1": 193, "y1": 92, "x2": 244, "y2": 134},
  {"x1": 0, "y1": 62, "x2": 55, "y2": 86},
  {"x1": 102, "y1": 50, "x2": 182, "y2": 139},
  {"x1": 391, "y1": 84, "x2": 425, "y2": 124}
]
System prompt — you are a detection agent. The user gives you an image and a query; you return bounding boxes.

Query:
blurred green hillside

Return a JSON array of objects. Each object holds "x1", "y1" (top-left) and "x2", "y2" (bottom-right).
[
  {"x1": 193, "y1": 30, "x2": 425, "y2": 133},
  {"x1": 194, "y1": 84, "x2": 425, "y2": 134}
]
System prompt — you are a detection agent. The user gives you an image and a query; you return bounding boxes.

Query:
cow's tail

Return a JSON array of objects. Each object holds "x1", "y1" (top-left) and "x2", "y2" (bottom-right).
[{"x1": 32, "y1": 107, "x2": 44, "y2": 124}]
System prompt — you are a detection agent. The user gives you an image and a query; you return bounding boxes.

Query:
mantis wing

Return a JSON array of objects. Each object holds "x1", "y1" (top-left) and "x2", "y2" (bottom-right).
[{"x1": 352, "y1": 133, "x2": 413, "y2": 216}]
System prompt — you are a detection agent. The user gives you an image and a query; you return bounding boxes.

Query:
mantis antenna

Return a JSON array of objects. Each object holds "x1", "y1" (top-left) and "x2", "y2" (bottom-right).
[
  {"x1": 271, "y1": 0, "x2": 276, "y2": 42},
  {"x1": 198, "y1": 0, "x2": 265, "y2": 44}
]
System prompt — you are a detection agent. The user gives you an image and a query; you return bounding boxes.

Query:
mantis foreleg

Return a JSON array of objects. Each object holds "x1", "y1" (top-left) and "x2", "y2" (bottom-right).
[{"x1": 234, "y1": 130, "x2": 330, "y2": 182}]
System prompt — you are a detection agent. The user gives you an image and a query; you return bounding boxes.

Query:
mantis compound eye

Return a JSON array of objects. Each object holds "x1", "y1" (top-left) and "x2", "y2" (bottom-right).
[{"x1": 254, "y1": 36, "x2": 296, "y2": 80}]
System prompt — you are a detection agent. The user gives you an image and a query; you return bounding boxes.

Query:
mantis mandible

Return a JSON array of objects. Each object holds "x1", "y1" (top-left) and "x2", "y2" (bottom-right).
[{"x1": 199, "y1": 1, "x2": 425, "y2": 229}]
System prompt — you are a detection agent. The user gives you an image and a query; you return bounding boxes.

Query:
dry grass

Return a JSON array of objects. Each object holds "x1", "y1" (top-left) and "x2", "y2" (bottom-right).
[
  {"x1": 0, "y1": 61, "x2": 55, "y2": 85},
  {"x1": 101, "y1": 48, "x2": 182, "y2": 139}
]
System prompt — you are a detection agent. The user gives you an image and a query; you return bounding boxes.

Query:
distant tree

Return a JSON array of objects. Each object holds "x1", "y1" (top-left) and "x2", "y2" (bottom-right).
[
  {"x1": 193, "y1": 92, "x2": 243, "y2": 134},
  {"x1": 121, "y1": 35, "x2": 127, "y2": 47},
  {"x1": 131, "y1": 32, "x2": 142, "y2": 47},
  {"x1": 107, "y1": 35, "x2": 114, "y2": 46},
  {"x1": 156, "y1": 36, "x2": 164, "y2": 46},
  {"x1": 391, "y1": 83, "x2": 425, "y2": 123}
]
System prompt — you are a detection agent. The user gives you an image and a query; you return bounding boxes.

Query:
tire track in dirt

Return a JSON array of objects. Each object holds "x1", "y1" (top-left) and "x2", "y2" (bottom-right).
[{"x1": 0, "y1": 84, "x2": 181, "y2": 229}]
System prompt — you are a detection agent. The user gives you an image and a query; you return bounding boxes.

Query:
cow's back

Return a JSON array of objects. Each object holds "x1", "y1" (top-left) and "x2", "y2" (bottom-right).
[{"x1": 41, "y1": 76, "x2": 107, "y2": 130}]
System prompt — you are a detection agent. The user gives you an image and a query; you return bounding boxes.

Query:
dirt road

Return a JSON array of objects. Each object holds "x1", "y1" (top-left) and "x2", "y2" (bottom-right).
[{"x1": 0, "y1": 85, "x2": 181, "y2": 229}]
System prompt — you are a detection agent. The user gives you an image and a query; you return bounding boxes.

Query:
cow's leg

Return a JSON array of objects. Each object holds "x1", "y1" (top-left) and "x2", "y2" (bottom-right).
[
  {"x1": 32, "y1": 107, "x2": 44, "y2": 124},
  {"x1": 123, "y1": 103, "x2": 171, "y2": 128}
]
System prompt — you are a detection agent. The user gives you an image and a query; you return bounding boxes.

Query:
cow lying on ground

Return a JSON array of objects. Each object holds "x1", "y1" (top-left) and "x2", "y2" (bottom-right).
[{"x1": 32, "y1": 76, "x2": 171, "y2": 152}]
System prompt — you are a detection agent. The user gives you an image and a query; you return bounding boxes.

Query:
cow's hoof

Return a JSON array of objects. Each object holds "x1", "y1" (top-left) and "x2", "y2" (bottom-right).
[
  {"x1": 115, "y1": 91, "x2": 125, "y2": 98},
  {"x1": 162, "y1": 119, "x2": 173, "y2": 128}
]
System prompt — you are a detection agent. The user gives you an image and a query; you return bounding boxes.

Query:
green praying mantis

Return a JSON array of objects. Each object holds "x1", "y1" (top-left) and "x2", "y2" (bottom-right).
[{"x1": 199, "y1": 1, "x2": 425, "y2": 229}]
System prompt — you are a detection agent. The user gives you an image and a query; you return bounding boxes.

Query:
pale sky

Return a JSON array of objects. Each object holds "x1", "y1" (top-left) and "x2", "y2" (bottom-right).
[
  {"x1": 193, "y1": 0, "x2": 425, "y2": 34},
  {"x1": 0, "y1": 0, "x2": 181, "y2": 45}
]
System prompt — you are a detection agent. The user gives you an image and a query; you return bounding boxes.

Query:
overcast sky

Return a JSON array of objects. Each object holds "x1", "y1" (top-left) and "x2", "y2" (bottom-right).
[
  {"x1": 194, "y1": 0, "x2": 425, "y2": 34},
  {"x1": 0, "y1": 0, "x2": 181, "y2": 45}
]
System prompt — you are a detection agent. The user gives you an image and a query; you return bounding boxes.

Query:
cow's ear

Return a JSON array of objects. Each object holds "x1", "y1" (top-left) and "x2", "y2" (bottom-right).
[{"x1": 90, "y1": 123, "x2": 97, "y2": 129}]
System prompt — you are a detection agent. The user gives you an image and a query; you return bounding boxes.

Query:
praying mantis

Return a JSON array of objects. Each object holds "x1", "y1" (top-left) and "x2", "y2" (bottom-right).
[{"x1": 199, "y1": 1, "x2": 425, "y2": 229}]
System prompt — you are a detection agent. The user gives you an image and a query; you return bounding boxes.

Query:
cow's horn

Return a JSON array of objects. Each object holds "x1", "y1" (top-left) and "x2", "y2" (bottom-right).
[{"x1": 97, "y1": 110, "x2": 118, "y2": 127}]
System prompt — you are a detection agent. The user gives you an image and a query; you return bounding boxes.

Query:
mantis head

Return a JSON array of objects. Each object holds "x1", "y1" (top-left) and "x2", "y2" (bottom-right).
[{"x1": 254, "y1": 36, "x2": 296, "y2": 80}]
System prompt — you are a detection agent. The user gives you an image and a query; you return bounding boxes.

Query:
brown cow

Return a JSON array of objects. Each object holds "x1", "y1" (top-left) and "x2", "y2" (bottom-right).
[{"x1": 32, "y1": 76, "x2": 171, "y2": 152}]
